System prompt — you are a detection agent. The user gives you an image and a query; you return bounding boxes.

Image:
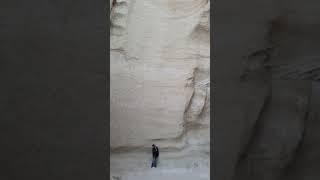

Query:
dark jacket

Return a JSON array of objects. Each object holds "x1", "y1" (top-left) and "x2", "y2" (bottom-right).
[{"x1": 152, "y1": 146, "x2": 159, "y2": 158}]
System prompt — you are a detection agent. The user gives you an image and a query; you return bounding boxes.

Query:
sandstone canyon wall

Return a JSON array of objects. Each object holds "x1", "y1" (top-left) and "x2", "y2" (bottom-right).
[{"x1": 110, "y1": 0, "x2": 210, "y2": 179}]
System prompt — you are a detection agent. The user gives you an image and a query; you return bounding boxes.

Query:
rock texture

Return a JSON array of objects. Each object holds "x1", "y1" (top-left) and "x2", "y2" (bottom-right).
[
  {"x1": 110, "y1": 0, "x2": 210, "y2": 179},
  {"x1": 214, "y1": 0, "x2": 320, "y2": 180}
]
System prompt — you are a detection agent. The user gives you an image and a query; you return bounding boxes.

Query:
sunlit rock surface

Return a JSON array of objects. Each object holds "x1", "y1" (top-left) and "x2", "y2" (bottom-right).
[{"x1": 110, "y1": 0, "x2": 210, "y2": 179}]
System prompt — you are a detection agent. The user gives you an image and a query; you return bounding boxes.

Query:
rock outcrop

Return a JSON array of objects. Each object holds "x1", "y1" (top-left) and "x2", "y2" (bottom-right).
[{"x1": 110, "y1": 0, "x2": 210, "y2": 179}]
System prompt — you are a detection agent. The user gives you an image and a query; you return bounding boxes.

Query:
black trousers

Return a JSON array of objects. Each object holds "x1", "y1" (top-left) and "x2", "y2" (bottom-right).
[{"x1": 151, "y1": 156, "x2": 158, "y2": 168}]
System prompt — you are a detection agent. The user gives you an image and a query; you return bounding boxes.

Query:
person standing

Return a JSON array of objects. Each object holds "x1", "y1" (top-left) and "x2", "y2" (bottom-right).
[{"x1": 151, "y1": 144, "x2": 159, "y2": 168}]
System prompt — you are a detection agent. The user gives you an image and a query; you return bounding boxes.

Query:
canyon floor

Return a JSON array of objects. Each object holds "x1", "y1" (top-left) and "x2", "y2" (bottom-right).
[{"x1": 110, "y1": 148, "x2": 209, "y2": 180}]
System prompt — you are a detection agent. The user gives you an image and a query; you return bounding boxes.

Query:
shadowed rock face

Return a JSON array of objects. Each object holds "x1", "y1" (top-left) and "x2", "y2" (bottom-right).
[
  {"x1": 110, "y1": 0, "x2": 210, "y2": 179},
  {"x1": 214, "y1": 0, "x2": 320, "y2": 180}
]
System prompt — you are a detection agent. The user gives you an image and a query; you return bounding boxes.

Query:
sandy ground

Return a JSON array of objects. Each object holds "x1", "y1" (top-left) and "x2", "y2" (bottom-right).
[{"x1": 110, "y1": 148, "x2": 209, "y2": 180}]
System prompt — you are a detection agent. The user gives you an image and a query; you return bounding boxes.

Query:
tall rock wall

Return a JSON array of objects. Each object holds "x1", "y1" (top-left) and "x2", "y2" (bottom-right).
[{"x1": 110, "y1": 0, "x2": 210, "y2": 179}]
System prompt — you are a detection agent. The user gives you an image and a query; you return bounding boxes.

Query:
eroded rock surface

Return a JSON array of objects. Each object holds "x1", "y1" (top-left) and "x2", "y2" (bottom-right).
[{"x1": 110, "y1": 0, "x2": 210, "y2": 179}]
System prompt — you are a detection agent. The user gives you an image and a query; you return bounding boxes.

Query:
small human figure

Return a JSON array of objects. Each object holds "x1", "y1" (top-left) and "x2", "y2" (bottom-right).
[{"x1": 151, "y1": 144, "x2": 159, "y2": 168}]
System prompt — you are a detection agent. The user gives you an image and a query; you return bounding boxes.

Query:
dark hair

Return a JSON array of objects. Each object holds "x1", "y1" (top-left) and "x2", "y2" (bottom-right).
[{"x1": 152, "y1": 144, "x2": 155, "y2": 146}]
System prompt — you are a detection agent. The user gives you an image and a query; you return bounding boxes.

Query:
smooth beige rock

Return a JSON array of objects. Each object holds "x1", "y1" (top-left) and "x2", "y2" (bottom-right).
[{"x1": 110, "y1": 0, "x2": 210, "y2": 179}]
